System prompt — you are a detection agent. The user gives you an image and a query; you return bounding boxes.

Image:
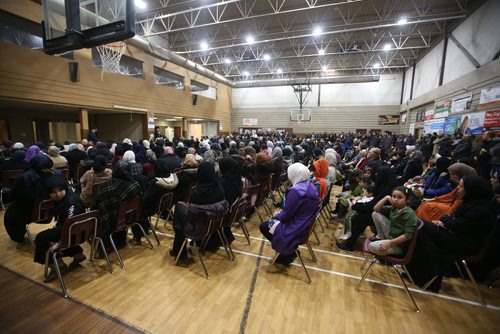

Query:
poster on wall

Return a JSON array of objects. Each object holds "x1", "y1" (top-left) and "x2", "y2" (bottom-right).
[
  {"x1": 424, "y1": 118, "x2": 445, "y2": 135},
  {"x1": 451, "y1": 94, "x2": 472, "y2": 114},
  {"x1": 456, "y1": 112, "x2": 486, "y2": 135},
  {"x1": 408, "y1": 123, "x2": 415, "y2": 135},
  {"x1": 484, "y1": 110, "x2": 500, "y2": 133},
  {"x1": 479, "y1": 85, "x2": 500, "y2": 108},
  {"x1": 434, "y1": 99, "x2": 452, "y2": 118},
  {"x1": 444, "y1": 115, "x2": 462, "y2": 135},
  {"x1": 424, "y1": 109, "x2": 435, "y2": 120},
  {"x1": 401, "y1": 112, "x2": 407, "y2": 124},
  {"x1": 147, "y1": 112, "x2": 155, "y2": 131},
  {"x1": 378, "y1": 115, "x2": 400, "y2": 125},
  {"x1": 242, "y1": 118, "x2": 258, "y2": 126}
]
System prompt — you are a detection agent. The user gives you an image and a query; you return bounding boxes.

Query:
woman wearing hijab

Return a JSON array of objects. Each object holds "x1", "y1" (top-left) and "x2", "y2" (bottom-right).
[
  {"x1": 312, "y1": 157, "x2": 330, "y2": 200},
  {"x1": 337, "y1": 166, "x2": 399, "y2": 252},
  {"x1": 421, "y1": 157, "x2": 453, "y2": 198},
  {"x1": 24, "y1": 145, "x2": 41, "y2": 162},
  {"x1": 170, "y1": 162, "x2": 229, "y2": 262},
  {"x1": 4, "y1": 154, "x2": 57, "y2": 242},
  {"x1": 407, "y1": 176, "x2": 496, "y2": 292},
  {"x1": 325, "y1": 152, "x2": 337, "y2": 184},
  {"x1": 91, "y1": 161, "x2": 143, "y2": 249},
  {"x1": 65, "y1": 143, "x2": 88, "y2": 179},
  {"x1": 173, "y1": 154, "x2": 199, "y2": 204},
  {"x1": 259, "y1": 162, "x2": 319, "y2": 265},
  {"x1": 142, "y1": 159, "x2": 178, "y2": 218},
  {"x1": 1, "y1": 150, "x2": 29, "y2": 171},
  {"x1": 255, "y1": 151, "x2": 273, "y2": 185},
  {"x1": 123, "y1": 150, "x2": 143, "y2": 176},
  {"x1": 80, "y1": 155, "x2": 112, "y2": 207},
  {"x1": 416, "y1": 163, "x2": 477, "y2": 222},
  {"x1": 33, "y1": 175, "x2": 86, "y2": 281},
  {"x1": 400, "y1": 150, "x2": 424, "y2": 183},
  {"x1": 48, "y1": 146, "x2": 68, "y2": 169}
]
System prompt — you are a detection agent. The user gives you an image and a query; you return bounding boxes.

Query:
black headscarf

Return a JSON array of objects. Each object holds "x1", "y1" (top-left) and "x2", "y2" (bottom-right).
[
  {"x1": 374, "y1": 166, "x2": 399, "y2": 197},
  {"x1": 435, "y1": 156, "x2": 450, "y2": 176},
  {"x1": 219, "y1": 157, "x2": 243, "y2": 205},
  {"x1": 93, "y1": 155, "x2": 107, "y2": 173},
  {"x1": 462, "y1": 175, "x2": 494, "y2": 202},
  {"x1": 112, "y1": 160, "x2": 133, "y2": 181},
  {"x1": 153, "y1": 159, "x2": 171, "y2": 178},
  {"x1": 190, "y1": 162, "x2": 225, "y2": 204}
]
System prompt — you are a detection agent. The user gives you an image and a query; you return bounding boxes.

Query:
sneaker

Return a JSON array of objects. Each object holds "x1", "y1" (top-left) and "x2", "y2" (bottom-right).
[
  {"x1": 336, "y1": 242, "x2": 354, "y2": 253},
  {"x1": 338, "y1": 232, "x2": 352, "y2": 241}
]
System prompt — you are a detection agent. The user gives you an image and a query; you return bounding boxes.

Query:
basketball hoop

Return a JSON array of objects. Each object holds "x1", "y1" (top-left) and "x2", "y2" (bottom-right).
[{"x1": 96, "y1": 41, "x2": 127, "y2": 80}]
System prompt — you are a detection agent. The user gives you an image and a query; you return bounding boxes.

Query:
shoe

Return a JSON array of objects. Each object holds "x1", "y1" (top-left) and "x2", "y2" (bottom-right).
[
  {"x1": 339, "y1": 232, "x2": 352, "y2": 241},
  {"x1": 336, "y1": 242, "x2": 354, "y2": 253},
  {"x1": 176, "y1": 256, "x2": 195, "y2": 267},
  {"x1": 368, "y1": 236, "x2": 382, "y2": 242},
  {"x1": 44, "y1": 262, "x2": 69, "y2": 283},
  {"x1": 70, "y1": 253, "x2": 87, "y2": 267},
  {"x1": 128, "y1": 237, "x2": 141, "y2": 245}
]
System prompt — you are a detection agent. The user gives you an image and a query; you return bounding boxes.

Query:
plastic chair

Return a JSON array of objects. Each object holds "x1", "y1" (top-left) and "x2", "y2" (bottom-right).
[
  {"x1": 266, "y1": 206, "x2": 322, "y2": 285},
  {"x1": 0, "y1": 169, "x2": 25, "y2": 210},
  {"x1": 355, "y1": 219, "x2": 424, "y2": 312},
  {"x1": 153, "y1": 191, "x2": 174, "y2": 230},
  {"x1": 174, "y1": 211, "x2": 227, "y2": 279},
  {"x1": 26, "y1": 198, "x2": 55, "y2": 251},
  {"x1": 227, "y1": 194, "x2": 251, "y2": 246},
  {"x1": 109, "y1": 197, "x2": 154, "y2": 269},
  {"x1": 44, "y1": 210, "x2": 113, "y2": 297}
]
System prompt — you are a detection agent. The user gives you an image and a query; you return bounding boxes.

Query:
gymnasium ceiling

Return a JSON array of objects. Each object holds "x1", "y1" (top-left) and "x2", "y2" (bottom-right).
[{"x1": 130, "y1": 0, "x2": 483, "y2": 84}]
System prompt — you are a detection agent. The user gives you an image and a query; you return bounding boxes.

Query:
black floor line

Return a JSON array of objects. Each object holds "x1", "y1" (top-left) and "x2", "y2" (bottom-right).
[
  {"x1": 239, "y1": 238, "x2": 266, "y2": 334},
  {"x1": 0, "y1": 264, "x2": 146, "y2": 334}
]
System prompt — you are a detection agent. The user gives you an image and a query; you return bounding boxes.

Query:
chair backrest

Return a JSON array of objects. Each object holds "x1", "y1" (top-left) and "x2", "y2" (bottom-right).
[
  {"x1": 246, "y1": 184, "x2": 260, "y2": 207},
  {"x1": 270, "y1": 172, "x2": 280, "y2": 191},
  {"x1": 256, "y1": 179, "x2": 271, "y2": 206},
  {"x1": 386, "y1": 219, "x2": 424, "y2": 265},
  {"x1": 1, "y1": 169, "x2": 25, "y2": 188},
  {"x1": 58, "y1": 168, "x2": 69, "y2": 181},
  {"x1": 208, "y1": 212, "x2": 227, "y2": 232},
  {"x1": 223, "y1": 194, "x2": 248, "y2": 228},
  {"x1": 300, "y1": 203, "x2": 323, "y2": 245},
  {"x1": 186, "y1": 184, "x2": 197, "y2": 202},
  {"x1": 116, "y1": 197, "x2": 141, "y2": 231},
  {"x1": 321, "y1": 183, "x2": 333, "y2": 208},
  {"x1": 59, "y1": 210, "x2": 100, "y2": 249},
  {"x1": 32, "y1": 198, "x2": 54, "y2": 223},
  {"x1": 156, "y1": 191, "x2": 174, "y2": 216}
]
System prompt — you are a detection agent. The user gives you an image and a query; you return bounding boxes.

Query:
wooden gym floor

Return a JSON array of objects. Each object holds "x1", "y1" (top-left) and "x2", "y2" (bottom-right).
[{"x1": 0, "y1": 197, "x2": 499, "y2": 333}]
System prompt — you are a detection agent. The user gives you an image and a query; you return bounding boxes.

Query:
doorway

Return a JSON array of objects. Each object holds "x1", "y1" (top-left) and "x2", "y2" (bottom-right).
[{"x1": 189, "y1": 123, "x2": 204, "y2": 139}]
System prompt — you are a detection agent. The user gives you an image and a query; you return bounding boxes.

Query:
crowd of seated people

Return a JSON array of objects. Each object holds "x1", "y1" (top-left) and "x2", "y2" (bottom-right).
[{"x1": 0, "y1": 128, "x2": 498, "y2": 291}]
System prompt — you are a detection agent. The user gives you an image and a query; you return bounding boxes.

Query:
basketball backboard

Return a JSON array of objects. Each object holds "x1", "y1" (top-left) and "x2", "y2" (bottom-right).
[
  {"x1": 290, "y1": 109, "x2": 311, "y2": 122},
  {"x1": 42, "y1": 0, "x2": 135, "y2": 55}
]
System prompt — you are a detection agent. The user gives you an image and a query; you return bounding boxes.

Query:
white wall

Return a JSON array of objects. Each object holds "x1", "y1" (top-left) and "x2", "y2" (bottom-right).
[
  {"x1": 402, "y1": 67, "x2": 413, "y2": 102},
  {"x1": 413, "y1": 40, "x2": 443, "y2": 98}
]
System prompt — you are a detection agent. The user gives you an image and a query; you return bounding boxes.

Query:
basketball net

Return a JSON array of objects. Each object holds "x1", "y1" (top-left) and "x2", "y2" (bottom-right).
[{"x1": 96, "y1": 41, "x2": 127, "y2": 81}]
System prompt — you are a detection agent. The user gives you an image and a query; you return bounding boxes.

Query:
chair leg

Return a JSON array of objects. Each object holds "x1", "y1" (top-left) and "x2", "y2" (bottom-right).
[
  {"x1": 150, "y1": 222, "x2": 161, "y2": 246},
  {"x1": 306, "y1": 241, "x2": 317, "y2": 263},
  {"x1": 402, "y1": 265, "x2": 415, "y2": 285},
  {"x1": 312, "y1": 229, "x2": 321, "y2": 245},
  {"x1": 136, "y1": 224, "x2": 154, "y2": 250},
  {"x1": 217, "y1": 230, "x2": 233, "y2": 261},
  {"x1": 192, "y1": 242, "x2": 209, "y2": 279},
  {"x1": 43, "y1": 250, "x2": 51, "y2": 279},
  {"x1": 355, "y1": 259, "x2": 376, "y2": 291},
  {"x1": 296, "y1": 250, "x2": 312, "y2": 285},
  {"x1": 455, "y1": 261, "x2": 465, "y2": 280},
  {"x1": 361, "y1": 254, "x2": 375, "y2": 271},
  {"x1": 52, "y1": 253, "x2": 68, "y2": 298},
  {"x1": 266, "y1": 253, "x2": 279, "y2": 272},
  {"x1": 256, "y1": 209, "x2": 265, "y2": 224},
  {"x1": 393, "y1": 265, "x2": 420, "y2": 312},
  {"x1": 239, "y1": 219, "x2": 251, "y2": 245},
  {"x1": 26, "y1": 224, "x2": 35, "y2": 252},
  {"x1": 174, "y1": 238, "x2": 189, "y2": 266},
  {"x1": 109, "y1": 234, "x2": 125, "y2": 269},
  {"x1": 421, "y1": 275, "x2": 439, "y2": 291},
  {"x1": 490, "y1": 277, "x2": 500, "y2": 289},
  {"x1": 0, "y1": 190, "x2": 5, "y2": 211},
  {"x1": 96, "y1": 237, "x2": 113, "y2": 273},
  {"x1": 462, "y1": 259, "x2": 487, "y2": 306},
  {"x1": 220, "y1": 230, "x2": 235, "y2": 261}
]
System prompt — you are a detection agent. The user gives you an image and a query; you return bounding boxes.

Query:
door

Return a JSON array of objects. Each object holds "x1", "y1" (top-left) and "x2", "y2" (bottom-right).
[{"x1": 189, "y1": 123, "x2": 204, "y2": 139}]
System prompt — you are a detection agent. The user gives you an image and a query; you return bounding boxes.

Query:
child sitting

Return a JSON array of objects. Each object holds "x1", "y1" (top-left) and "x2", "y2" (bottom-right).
[
  {"x1": 338, "y1": 185, "x2": 375, "y2": 241},
  {"x1": 368, "y1": 186, "x2": 418, "y2": 255},
  {"x1": 336, "y1": 174, "x2": 372, "y2": 218}
]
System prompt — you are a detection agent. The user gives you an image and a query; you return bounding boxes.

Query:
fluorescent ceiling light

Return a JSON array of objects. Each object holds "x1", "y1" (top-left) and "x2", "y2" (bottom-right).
[
  {"x1": 373, "y1": 63, "x2": 380, "y2": 68},
  {"x1": 397, "y1": 18, "x2": 408, "y2": 25},
  {"x1": 263, "y1": 54, "x2": 271, "y2": 61},
  {"x1": 192, "y1": 118, "x2": 204, "y2": 121},
  {"x1": 383, "y1": 43, "x2": 391, "y2": 50},
  {"x1": 246, "y1": 36, "x2": 255, "y2": 44},
  {"x1": 135, "y1": 0, "x2": 147, "y2": 10},
  {"x1": 223, "y1": 58, "x2": 232, "y2": 64},
  {"x1": 174, "y1": 116, "x2": 183, "y2": 119},
  {"x1": 313, "y1": 27, "x2": 322, "y2": 36},
  {"x1": 165, "y1": 119, "x2": 177, "y2": 121},
  {"x1": 200, "y1": 41, "x2": 209, "y2": 50},
  {"x1": 113, "y1": 104, "x2": 148, "y2": 112},
  {"x1": 318, "y1": 49, "x2": 325, "y2": 55}
]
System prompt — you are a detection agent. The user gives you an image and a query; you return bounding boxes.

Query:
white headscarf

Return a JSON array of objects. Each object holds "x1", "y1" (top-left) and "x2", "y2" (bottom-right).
[
  {"x1": 123, "y1": 150, "x2": 136, "y2": 163},
  {"x1": 142, "y1": 140, "x2": 150, "y2": 149},
  {"x1": 325, "y1": 152, "x2": 337, "y2": 166},
  {"x1": 287, "y1": 163, "x2": 311, "y2": 186}
]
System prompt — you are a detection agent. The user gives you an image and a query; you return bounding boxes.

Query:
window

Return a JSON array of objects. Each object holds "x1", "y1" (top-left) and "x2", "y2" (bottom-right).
[
  {"x1": 91, "y1": 47, "x2": 144, "y2": 79},
  {"x1": 191, "y1": 80, "x2": 217, "y2": 100},
  {"x1": 153, "y1": 66, "x2": 184, "y2": 89}
]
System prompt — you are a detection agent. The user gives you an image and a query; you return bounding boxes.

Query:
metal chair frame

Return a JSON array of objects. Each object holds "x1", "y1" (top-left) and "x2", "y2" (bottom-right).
[
  {"x1": 44, "y1": 210, "x2": 113, "y2": 297},
  {"x1": 26, "y1": 198, "x2": 55, "y2": 251},
  {"x1": 0, "y1": 169, "x2": 25, "y2": 210}
]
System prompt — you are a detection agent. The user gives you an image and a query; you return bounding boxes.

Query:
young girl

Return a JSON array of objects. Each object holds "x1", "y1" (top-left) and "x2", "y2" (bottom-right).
[
  {"x1": 338, "y1": 185, "x2": 375, "y2": 241},
  {"x1": 368, "y1": 186, "x2": 418, "y2": 255},
  {"x1": 34, "y1": 175, "x2": 86, "y2": 282}
]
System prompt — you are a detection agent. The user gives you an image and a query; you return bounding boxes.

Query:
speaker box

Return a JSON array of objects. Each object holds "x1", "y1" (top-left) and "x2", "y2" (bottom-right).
[
  {"x1": 69, "y1": 62, "x2": 79, "y2": 82},
  {"x1": 192, "y1": 94, "x2": 198, "y2": 105}
]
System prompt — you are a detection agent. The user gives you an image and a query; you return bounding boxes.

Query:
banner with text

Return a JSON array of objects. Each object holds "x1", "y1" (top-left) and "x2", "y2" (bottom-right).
[
  {"x1": 444, "y1": 115, "x2": 462, "y2": 135},
  {"x1": 484, "y1": 110, "x2": 500, "y2": 133},
  {"x1": 458, "y1": 112, "x2": 485, "y2": 135},
  {"x1": 480, "y1": 85, "x2": 500, "y2": 108},
  {"x1": 434, "y1": 99, "x2": 452, "y2": 118},
  {"x1": 451, "y1": 94, "x2": 472, "y2": 114},
  {"x1": 424, "y1": 118, "x2": 445, "y2": 135},
  {"x1": 378, "y1": 115, "x2": 400, "y2": 125}
]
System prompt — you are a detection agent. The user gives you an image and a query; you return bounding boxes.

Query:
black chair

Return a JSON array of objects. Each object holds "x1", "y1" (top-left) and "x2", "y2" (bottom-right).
[
  {"x1": 0, "y1": 169, "x2": 25, "y2": 210},
  {"x1": 44, "y1": 210, "x2": 113, "y2": 297}
]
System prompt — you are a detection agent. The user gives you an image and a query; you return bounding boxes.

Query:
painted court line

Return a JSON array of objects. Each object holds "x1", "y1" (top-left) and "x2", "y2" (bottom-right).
[{"x1": 154, "y1": 230, "x2": 500, "y2": 311}]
